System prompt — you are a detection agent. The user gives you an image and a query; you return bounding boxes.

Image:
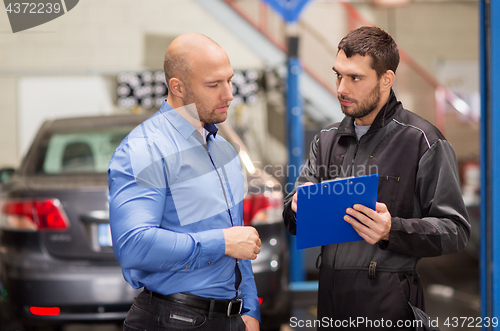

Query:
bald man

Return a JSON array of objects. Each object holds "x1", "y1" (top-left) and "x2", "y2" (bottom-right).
[{"x1": 108, "y1": 33, "x2": 261, "y2": 331}]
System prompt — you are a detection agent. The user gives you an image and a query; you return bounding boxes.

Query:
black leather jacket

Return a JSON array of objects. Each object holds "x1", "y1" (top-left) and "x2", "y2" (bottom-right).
[{"x1": 283, "y1": 92, "x2": 470, "y2": 324}]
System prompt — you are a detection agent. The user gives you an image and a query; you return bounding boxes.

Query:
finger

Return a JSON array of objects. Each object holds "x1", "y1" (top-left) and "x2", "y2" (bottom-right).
[
  {"x1": 344, "y1": 214, "x2": 368, "y2": 228},
  {"x1": 346, "y1": 218, "x2": 378, "y2": 244},
  {"x1": 376, "y1": 202, "x2": 388, "y2": 213},
  {"x1": 345, "y1": 208, "x2": 372, "y2": 226},
  {"x1": 352, "y1": 204, "x2": 377, "y2": 219}
]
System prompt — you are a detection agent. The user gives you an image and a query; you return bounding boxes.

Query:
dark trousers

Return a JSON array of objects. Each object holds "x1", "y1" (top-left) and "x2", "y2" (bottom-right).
[
  {"x1": 317, "y1": 265, "x2": 420, "y2": 330},
  {"x1": 123, "y1": 290, "x2": 246, "y2": 331}
]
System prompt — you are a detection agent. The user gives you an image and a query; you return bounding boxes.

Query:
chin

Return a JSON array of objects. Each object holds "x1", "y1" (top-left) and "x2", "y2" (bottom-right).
[
  {"x1": 209, "y1": 115, "x2": 228, "y2": 125},
  {"x1": 218, "y1": 112, "x2": 228, "y2": 122},
  {"x1": 341, "y1": 108, "x2": 355, "y2": 117}
]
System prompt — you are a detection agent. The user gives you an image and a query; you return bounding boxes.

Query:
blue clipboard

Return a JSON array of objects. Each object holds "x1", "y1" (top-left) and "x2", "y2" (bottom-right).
[{"x1": 296, "y1": 174, "x2": 379, "y2": 249}]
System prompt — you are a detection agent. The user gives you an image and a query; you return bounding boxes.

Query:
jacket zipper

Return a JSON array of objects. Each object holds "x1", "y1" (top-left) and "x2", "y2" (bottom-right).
[
  {"x1": 335, "y1": 136, "x2": 360, "y2": 268},
  {"x1": 350, "y1": 139, "x2": 360, "y2": 177}
]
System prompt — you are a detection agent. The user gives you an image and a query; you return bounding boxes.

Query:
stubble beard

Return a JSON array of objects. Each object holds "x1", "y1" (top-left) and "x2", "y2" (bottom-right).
[
  {"x1": 339, "y1": 82, "x2": 381, "y2": 120},
  {"x1": 183, "y1": 89, "x2": 229, "y2": 125}
]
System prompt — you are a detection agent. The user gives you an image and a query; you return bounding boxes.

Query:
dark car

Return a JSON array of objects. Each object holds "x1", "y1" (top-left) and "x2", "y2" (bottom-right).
[{"x1": 0, "y1": 114, "x2": 290, "y2": 331}]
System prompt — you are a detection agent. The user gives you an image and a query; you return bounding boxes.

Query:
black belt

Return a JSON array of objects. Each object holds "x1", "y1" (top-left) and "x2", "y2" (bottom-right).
[{"x1": 144, "y1": 289, "x2": 243, "y2": 317}]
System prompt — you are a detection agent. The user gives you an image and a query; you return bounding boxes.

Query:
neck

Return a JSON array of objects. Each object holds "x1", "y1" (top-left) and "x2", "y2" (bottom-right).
[
  {"x1": 354, "y1": 90, "x2": 391, "y2": 126},
  {"x1": 167, "y1": 97, "x2": 204, "y2": 134}
]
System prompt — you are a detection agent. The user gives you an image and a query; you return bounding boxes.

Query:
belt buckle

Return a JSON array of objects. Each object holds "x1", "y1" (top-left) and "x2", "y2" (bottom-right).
[{"x1": 227, "y1": 298, "x2": 243, "y2": 317}]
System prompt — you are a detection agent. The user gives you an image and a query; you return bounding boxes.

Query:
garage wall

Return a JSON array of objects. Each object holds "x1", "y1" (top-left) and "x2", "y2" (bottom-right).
[
  {"x1": 231, "y1": 0, "x2": 479, "y2": 161},
  {"x1": 0, "y1": 77, "x2": 17, "y2": 168},
  {"x1": 0, "y1": 0, "x2": 481, "y2": 167},
  {"x1": 0, "y1": 0, "x2": 264, "y2": 167},
  {"x1": 0, "y1": 0, "x2": 263, "y2": 70},
  {"x1": 18, "y1": 76, "x2": 116, "y2": 157},
  {"x1": 354, "y1": 1, "x2": 479, "y2": 161}
]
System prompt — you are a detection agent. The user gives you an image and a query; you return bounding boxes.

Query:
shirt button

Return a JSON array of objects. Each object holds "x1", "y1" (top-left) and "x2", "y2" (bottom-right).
[
  {"x1": 208, "y1": 261, "x2": 212, "y2": 265},
  {"x1": 185, "y1": 266, "x2": 189, "y2": 269}
]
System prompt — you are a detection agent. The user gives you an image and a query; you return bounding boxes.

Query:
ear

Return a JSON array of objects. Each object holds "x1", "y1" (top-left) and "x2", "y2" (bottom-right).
[
  {"x1": 168, "y1": 77, "x2": 185, "y2": 98},
  {"x1": 380, "y1": 70, "x2": 395, "y2": 92}
]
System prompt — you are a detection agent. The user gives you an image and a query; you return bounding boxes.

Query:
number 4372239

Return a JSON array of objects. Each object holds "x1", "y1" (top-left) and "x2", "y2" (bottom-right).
[
  {"x1": 444, "y1": 316, "x2": 498, "y2": 328},
  {"x1": 5, "y1": 2, "x2": 61, "y2": 14}
]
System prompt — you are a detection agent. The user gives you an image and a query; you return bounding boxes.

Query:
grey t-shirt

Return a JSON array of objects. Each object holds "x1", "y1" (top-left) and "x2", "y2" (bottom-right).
[{"x1": 354, "y1": 122, "x2": 370, "y2": 141}]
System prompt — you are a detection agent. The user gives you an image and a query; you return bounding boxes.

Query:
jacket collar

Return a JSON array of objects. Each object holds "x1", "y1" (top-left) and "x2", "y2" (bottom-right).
[{"x1": 337, "y1": 89, "x2": 401, "y2": 137}]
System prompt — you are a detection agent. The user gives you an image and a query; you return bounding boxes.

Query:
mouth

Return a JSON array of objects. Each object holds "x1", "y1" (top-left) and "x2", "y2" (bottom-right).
[
  {"x1": 216, "y1": 104, "x2": 229, "y2": 112},
  {"x1": 339, "y1": 96, "x2": 355, "y2": 107}
]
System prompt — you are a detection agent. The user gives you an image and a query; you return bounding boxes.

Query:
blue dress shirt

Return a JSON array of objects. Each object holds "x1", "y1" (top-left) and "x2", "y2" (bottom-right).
[{"x1": 107, "y1": 101, "x2": 260, "y2": 321}]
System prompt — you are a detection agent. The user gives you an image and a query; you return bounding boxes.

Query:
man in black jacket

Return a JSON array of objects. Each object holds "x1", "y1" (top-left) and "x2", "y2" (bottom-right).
[{"x1": 283, "y1": 26, "x2": 470, "y2": 330}]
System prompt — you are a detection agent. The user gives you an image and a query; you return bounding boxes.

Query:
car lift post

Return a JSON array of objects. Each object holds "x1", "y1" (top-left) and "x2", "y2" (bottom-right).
[
  {"x1": 286, "y1": 33, "x2": 305, "y2": 283},
  {"x1": 261, "y1": 0, "x2": 314, "y2": 283},
  {"x1": 480, "y1": 1, "x2": 500, "y2": 328}
]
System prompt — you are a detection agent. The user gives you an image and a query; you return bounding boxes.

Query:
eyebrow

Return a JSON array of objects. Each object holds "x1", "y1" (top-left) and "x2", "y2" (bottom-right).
[
  {"x1": 331, "y1": 66, "x2": 365, "y2": 78},
  {"x1": 205, "y1": 73, "x2": 234, "y2": 85}
]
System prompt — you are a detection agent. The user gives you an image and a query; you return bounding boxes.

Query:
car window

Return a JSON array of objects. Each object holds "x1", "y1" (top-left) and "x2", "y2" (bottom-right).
[{"x1": 37, "y1": 127, "x2": 134, "y2": 174}]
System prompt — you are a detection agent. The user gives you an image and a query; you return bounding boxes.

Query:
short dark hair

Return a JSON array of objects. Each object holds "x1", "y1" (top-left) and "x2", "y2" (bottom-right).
[{"x1": 338, "y1": 26, "x2": 399, "y2": 77}]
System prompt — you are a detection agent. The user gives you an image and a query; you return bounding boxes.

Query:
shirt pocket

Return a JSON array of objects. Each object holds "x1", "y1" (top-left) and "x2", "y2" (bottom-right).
[{"x1": 378, "y1": 175, "x2": 400, "y2": 214}]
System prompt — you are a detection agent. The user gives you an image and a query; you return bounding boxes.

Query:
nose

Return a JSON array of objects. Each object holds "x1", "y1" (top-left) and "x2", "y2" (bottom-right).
[
  {"x1": 222, "y1": 81, "x2": 234, "y2": 102},
  {"x1": 337, "y1": 77, "x2": 348, "y2": 97}
]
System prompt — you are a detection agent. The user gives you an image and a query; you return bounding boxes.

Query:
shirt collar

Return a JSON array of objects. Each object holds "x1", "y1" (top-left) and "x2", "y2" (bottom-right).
[
  {"x1": 203, "y1": 123, "x2": 218, "y2": 141},
  {"x1": 159, "y1": 100, "x2": 219, "y2": 141}
]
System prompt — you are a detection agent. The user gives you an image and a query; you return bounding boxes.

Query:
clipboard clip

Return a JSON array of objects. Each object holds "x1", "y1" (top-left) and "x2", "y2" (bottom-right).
[{"x1": 322, "y1": 176, "x2": 355, "y2": 183}]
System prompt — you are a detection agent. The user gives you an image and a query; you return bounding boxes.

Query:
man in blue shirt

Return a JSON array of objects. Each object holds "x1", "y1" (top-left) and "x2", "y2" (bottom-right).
[{"x1": 108, "y1": 33, "x2": 261, "y2": 331}]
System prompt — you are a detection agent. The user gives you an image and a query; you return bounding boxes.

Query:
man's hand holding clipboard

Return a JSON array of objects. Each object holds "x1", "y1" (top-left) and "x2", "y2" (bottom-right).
[
  {"x1": 344, "y1": 202, "x2": 391, "y2": 245},
  {"x1": 294, "y1": 174, "x2": 390, "y2": 249}
]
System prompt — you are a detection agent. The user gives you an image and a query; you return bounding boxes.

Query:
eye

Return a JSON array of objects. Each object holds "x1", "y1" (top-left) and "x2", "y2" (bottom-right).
[
  {"x1": 352, "y1": 77, "x2": 360, "y2": 82},
  {"x1": 335, "y1": 73, "x2": 342, "y2": 79}
]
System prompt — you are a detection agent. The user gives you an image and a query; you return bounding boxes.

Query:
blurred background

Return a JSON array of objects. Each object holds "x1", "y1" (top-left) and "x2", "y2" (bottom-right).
[{"x1": 0, "y1": 0, "x2": 484, "y2": 330}]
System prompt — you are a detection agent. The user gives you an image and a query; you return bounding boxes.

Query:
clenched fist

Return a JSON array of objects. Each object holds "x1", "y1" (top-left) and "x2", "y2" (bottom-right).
[{"x1": 222, "y1": 226, "x2": 261, "y2": 260}]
